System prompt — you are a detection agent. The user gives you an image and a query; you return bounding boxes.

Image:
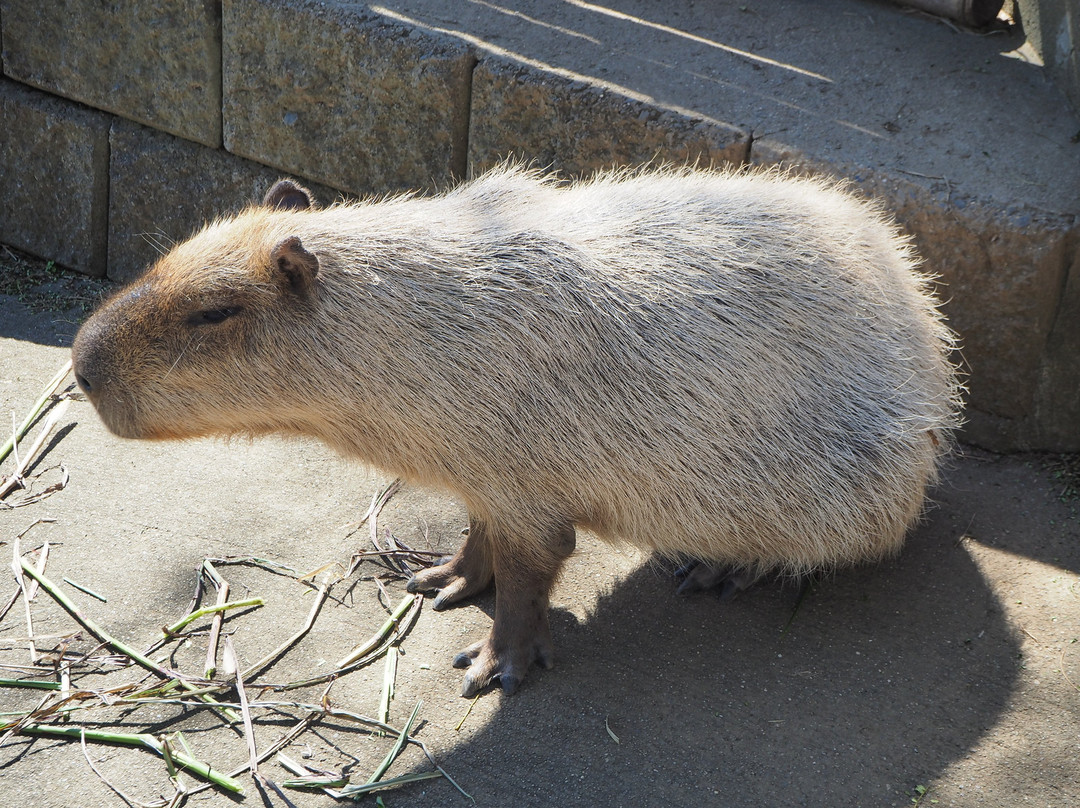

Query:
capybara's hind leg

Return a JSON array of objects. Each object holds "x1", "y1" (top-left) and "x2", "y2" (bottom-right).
[
  {"x1": 407, "y1": 517, "x2": 494, "y2": 610},
  {"x1": 453, "y1": 522, "x2": 575, "y2": 697},
  {"x1": 674, "y1": 560, "x2": 757, "y2": 600}
]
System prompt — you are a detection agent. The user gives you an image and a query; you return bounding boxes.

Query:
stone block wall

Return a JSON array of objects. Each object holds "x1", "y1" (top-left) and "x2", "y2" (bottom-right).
[
  {"x1": 0, "y1": 79, "x2": 111, "y2": 275},
  {"x1": 469, "y1": 59, "x2": 749, "y2": 175},
  {"x1": 1015, "y1": 0, "x2": 1080, "y2": 115},
  {"x1": 2, "y1": 1, "x2": 223, "y2": 147},
  {"x1": 0, "y1": 1, "x2": 1077, "y2": 452},
  {"x1": 223, "y1": 0, "x2": 474, "y2": 192}
]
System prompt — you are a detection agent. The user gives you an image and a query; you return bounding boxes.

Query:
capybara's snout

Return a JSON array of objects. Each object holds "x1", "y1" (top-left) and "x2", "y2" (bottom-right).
[
  {"x1": 71, "y1": 317, "x2": 106, "y2": 399},
  {"x1": 71, "y1": 299, "x2": 133, "y2": 403},
  {"x1": 70, "y1": 303, "x2": 149, "y2": 439}
]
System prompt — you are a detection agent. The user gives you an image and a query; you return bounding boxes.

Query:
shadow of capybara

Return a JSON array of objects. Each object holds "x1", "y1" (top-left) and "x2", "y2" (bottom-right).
[{"x1": 71, "y1": 165, "x2": 962, "y2": 696}]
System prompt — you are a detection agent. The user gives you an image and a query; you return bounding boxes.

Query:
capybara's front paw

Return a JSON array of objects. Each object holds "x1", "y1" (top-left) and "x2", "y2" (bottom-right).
[
  {"x1": 406, "y1": 553, "x2": 493, "y2": 610},
  {"x1": 452, "y1": 633, "x2": 555, "y2": 697},
  {"x1": 406, "y1": 521, "x2": 495, "y2": 609}
]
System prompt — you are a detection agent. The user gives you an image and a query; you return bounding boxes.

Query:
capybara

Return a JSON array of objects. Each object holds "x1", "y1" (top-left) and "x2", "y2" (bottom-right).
[{"x1": 72, "y1": 165, "x2": 962, "y2": 697}]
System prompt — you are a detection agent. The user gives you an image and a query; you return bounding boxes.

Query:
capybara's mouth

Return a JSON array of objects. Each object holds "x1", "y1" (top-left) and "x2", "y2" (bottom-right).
[
  {"x1": 90, "y1": 401, "x2": 149, "y2": 440},
  {"x1": 91, "y1": 399, "x2": 218, "y2": 442},
  {"x1": 78, "y1": 389, "x2": 162, "y2": 441}
]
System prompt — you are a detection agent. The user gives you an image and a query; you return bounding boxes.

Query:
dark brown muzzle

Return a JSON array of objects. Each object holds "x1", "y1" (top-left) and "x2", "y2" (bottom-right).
[
  {"x1": 70, "y1": 304, "x2": 150, "y2": 439},
  {"x1": 71, "y1": 314, "x2": 111, "y2": 401}
]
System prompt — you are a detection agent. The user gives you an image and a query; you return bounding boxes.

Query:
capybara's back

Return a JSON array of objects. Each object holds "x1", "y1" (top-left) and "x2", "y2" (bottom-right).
[
  {"x1": 353, "y1": 166, "x2": 959, "y2": 572},
  {"x1": 72, "y1": 165, "x2": 963, "y2": 695}
]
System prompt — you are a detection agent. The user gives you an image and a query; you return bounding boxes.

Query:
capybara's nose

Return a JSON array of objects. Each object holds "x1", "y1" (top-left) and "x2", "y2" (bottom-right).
[
  {"x1": 73, "y1": 367, "x2": 94, "y2": 396},
  {"x1": 71, "y1": 324, "x2": 105, "y2": 398}
]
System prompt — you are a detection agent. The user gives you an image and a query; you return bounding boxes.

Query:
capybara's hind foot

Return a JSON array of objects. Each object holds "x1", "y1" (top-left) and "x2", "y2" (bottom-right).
[
  {"x1": 452, "y1": 632, "x2": 555, "y2": 697},
  {"x1": 674, "y1": 560, "x2": 756, "y2": 600}
]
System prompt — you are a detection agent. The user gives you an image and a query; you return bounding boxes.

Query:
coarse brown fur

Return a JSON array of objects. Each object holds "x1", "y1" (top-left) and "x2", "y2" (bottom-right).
[{"x1": 72, "y1": 164, "x2": 963, "y2": 696}]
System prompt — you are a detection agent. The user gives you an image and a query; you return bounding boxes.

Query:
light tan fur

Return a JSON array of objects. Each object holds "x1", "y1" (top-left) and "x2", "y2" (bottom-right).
[{"x1": 73, "y1": 164, "x2": 963, "y2": 694}]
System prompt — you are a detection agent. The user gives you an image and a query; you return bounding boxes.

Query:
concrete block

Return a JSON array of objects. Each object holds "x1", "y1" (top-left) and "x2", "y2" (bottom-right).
[
  {"x1": 1015, "y1": 0, "x2": 1080, "y2": 115},
  {"x1": 0, "y1": 0, "x2": 222, "y2": 148},
  {"x1": 0, "y1": 79, "x2": 109, "y2": 276},
  {"x1": 753, "y1": 140, "x2": 1079, "y2": 451},
  {"x1": 469, "y1": 58, "x2": 749, "y2": 177},
  {"x1": 223, "y1": 0, "x2": 473, "y2": 195},
  {"x1": 109, "y1": 120, "x2": 342, "y2": 283},
  {"x1": 1033, "y1": 233, "x2": 1080, "y2": 449},
  {"x1": 901, "y1": 202, "x2": 1071, "y2": 450}
]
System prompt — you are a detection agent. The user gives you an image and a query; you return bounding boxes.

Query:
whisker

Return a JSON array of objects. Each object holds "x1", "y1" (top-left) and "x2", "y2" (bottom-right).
[
  {"x1": 139, "y1": 230, "x2": 176, "y2": 257},
  {"x1": 162, "y1": 334, "x2": 203, "y2": 381}
]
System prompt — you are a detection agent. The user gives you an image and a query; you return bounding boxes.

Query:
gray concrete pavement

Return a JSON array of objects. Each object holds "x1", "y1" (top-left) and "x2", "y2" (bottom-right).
[{"x1": 1, "y1": 1, "x2": 1079, "y2": 805}]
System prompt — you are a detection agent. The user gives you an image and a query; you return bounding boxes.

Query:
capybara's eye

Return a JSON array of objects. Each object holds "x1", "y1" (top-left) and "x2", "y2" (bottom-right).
[{"x1": 190, "y1": 307, "x2": 242, "y2": 326}]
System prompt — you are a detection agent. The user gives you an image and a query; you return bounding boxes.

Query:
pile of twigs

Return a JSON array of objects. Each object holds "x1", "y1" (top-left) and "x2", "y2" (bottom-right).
[{"x1": 0, "y1": 364, "x2": 468, "y2": 805}]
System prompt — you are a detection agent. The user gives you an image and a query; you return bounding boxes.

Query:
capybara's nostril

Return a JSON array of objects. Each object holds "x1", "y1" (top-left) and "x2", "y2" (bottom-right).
[
  {"x1": 72, "y1": 317, "x2": 108, "y2": 399},
  {"x1": 71, "y1": 337, "x2": 102, "y2": 398},
  {"x1": 74, "y1": 371, "x2": 93, "y2": 395}
]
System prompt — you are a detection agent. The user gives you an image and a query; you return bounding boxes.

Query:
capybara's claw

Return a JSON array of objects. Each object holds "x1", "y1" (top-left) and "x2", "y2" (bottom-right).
[
  {"x1": 406, "y1": 558, "x2": 493, "y2": 610},
  {"x1": 406, "y1": 524, "x2": 494, "y2": 609},
  {"x1": 452, "y1": 638, "x2": 542, "y2": 697},
  {"x1": 452, "y1": 645, "x2": 478, "y2": 669}
]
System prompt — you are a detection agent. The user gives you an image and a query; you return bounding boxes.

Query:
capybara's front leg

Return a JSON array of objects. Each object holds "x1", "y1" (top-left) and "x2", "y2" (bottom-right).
[
  {"x1": 406, "y1": 516, "x2": 494, "y2": 610},
  {"x1": 452, "y1": 522, "x2": 576, "y2": 697}
]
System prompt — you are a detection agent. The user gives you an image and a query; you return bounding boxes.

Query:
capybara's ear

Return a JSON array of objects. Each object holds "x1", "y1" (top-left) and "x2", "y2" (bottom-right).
[
  {"x1": 263, "y1": 180, "x2": 314, "y2": 212},
  {"x1": 270, "y1": 236, "x2": 319, "y2": 295}
]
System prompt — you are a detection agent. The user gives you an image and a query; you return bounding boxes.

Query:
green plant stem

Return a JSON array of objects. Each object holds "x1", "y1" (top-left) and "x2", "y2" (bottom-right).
[
  {"x1": 20, "y1": 724, "x2": 244, "y2": 794},
  {"x1": 0, "y1": 678, "x2": 61, "y2": 690},
  {"x1": 366, "y1": 700, "x2": 422, "y2": 786},
  {"x1": 335, "y1": 593, "x2": 418, "y2": 668},
  {"x1": 0, "y1": 360, "x2": 71, "y2": 467},
  {"x1": 331, "y1": 770, "x2": 442, "y2": 799},
  {"x1": 61, "y1": 577, "x2": 107, "y2": 603},
  {"x1": 160, "y1": 597, "x2": 264, "y2": 638},
  {"x1": 17, "y1": 559, "x2": 241, "y2": 723}
]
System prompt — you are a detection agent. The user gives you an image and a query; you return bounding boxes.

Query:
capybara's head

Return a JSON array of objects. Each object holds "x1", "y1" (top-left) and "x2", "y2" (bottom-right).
[{"x1": 72, "y1": 181, "x2": 323, "y2": 440}]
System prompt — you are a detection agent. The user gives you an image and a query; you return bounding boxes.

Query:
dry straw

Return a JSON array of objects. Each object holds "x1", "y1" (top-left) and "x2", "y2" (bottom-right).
[{"x1": 0, "y1": 475, "x2": 470, "y2": 803}]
